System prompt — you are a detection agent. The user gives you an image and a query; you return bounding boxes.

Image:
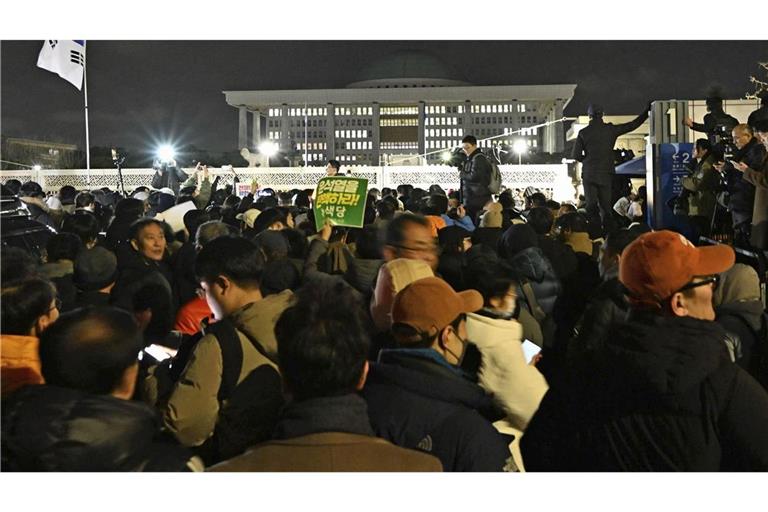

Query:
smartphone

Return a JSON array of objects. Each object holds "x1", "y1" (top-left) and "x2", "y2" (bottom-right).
[
  {"x1": 521, "y1": 339, "x2": 542, "y2": 364},
  {"x1": 143, "y1": 344, "x2": 177, "y2": 362}
]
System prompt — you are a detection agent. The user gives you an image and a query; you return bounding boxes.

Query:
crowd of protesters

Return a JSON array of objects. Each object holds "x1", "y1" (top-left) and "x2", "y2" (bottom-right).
[{"x1": 1, "y1": 126, "x2": 768, "y2": 472}]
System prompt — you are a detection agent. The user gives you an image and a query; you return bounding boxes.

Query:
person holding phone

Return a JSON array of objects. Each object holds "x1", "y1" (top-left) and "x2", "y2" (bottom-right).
[
  {"x1": 727, "y1": 121, "x2": 768, "y2": 249},
  {"x1": 713, "y1": 123, "x2": 766, "y2": 248}
]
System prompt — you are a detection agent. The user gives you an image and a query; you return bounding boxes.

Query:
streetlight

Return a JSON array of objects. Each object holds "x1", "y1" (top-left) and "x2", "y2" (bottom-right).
[
  {"x1": 512, "y1": 139, "x2": 528, "y2": 166},
  {"x1": 32, "y1": 164, "x2": 42, "y2": 172},
  {"x1": 441, "y1": 151, "x2": 452, "y2": 163}
]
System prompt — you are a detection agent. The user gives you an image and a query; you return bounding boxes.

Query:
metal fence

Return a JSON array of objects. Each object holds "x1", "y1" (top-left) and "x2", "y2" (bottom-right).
[{"x1": 1, "y1": 164, "x2": 576, "y2": 201}]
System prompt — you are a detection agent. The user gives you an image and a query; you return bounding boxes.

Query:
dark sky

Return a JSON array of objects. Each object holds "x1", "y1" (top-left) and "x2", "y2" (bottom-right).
[{"x1": 2, "y1": 40, "x2": 766, "y2": 153}]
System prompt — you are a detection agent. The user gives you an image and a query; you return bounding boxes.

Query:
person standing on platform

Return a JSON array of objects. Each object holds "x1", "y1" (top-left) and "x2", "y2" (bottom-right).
[
  {"x1": 459, "y1": 135, "x2": 493, "y2": 223},
  {"x1": 572, "y1": 103, "x2": 650, "y2": 235}
]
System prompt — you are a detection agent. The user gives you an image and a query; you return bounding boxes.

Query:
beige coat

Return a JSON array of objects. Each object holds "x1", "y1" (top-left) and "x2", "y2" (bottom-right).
[
  {"x1": 208, "y1": 432, "x2": 442, "y2": 472},
  {"x1": 159, "y1": 290, "x2": 293, "y2": 447},
  {"x1": 742, "y1": 154, "x2": 768, "y2": 249}
]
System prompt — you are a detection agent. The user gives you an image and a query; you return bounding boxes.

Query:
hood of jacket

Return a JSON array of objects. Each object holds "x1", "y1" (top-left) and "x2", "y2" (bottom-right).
[
  {"x1": 509, "y1": 246, "x2": 552, "y2": 283},
  {"x1": 1, "y1": 385, "x2": 190, "y2": 471},
  {"x1": 229, "y1": 289, "x2": 294, "y2": 361},
  {"x1": 602, "y1": 314, "x2": 731, "y2": 397},
  {"x1": 716, "y1": 300, "x2": 765, "y2": 333}
]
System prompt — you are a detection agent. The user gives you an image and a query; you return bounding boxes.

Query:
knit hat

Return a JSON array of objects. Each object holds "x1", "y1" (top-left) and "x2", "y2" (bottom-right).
[
  {"x1": 392, "y1": 277, "x2": 483, "y2": 341},
  {"x1": 236, "y1": 208, "x2": 262, "y2": 229},
  {"x1": 74, "y1": 247, "x2": 118, "y2": 291},
  {"x1": 620, "y1": 231, "x2": 734, "y2": 307},
  {"x1": 480, "y1": 202, "x2": 503, "y2": 228}
]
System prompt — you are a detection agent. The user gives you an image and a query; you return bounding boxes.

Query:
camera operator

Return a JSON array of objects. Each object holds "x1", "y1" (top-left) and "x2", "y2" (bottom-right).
[
  {"x1": 713, "y1": 124, "x2": 767, "y2": 248},
  {"x1": 684, "y1": 95, "x2": 739, "y2": 159},
  {"x1": 151, "y1": 158, "x2": 189, "y2": 196}
]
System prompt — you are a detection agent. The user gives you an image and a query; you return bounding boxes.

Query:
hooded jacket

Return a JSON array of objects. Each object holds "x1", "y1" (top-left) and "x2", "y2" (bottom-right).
[
  {"x1": 157, "y1": 291, "x2": 292, "y2": 449},
  {"x1": 2, "y1": 385, "x2": 199, "y2": 471},
  {"x1": 362, "y1": 350, "x2": 513, "y2": 472},
  {"x1": 521, "y1": 314, "x2": 768, "y2": 471},
  {"x1": 465, "y1": 313, "x2": 548, "y2": 430},
  {"x1": 507, "y1": 247, "x2": 561, "y2": 317}
]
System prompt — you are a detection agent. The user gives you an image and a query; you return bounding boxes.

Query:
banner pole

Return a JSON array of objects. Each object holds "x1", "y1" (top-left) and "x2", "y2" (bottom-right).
[{"x1": 83, "y1": 47, "x2": 91, "y2": 185}]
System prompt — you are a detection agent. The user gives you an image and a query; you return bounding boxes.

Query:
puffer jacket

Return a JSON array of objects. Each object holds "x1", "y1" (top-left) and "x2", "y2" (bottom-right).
[
  {"x1": 508, "y1": 247, "x2": 561, "y2": 316},
  {"x1": 465, "y1": 312, "x2": 548, "y2": 430},
  {"x1": 521, "y1": 313, "x2": 768, "y2": 471},
  {"x1": 154, "y1": 291, "x2": 292, "y2": 449},
  {"x1": 1, "y1": 335, "x2": 44, "y2": 398},
  {"x1": 460, "y1": 149, "x2": 492, "y2": 210},
  {"x1": 363, "y1": 350, "x2": 513, "y2": 472},
  {"x1": 1, "y1": 385, "x2": 199, "y2": 471}
]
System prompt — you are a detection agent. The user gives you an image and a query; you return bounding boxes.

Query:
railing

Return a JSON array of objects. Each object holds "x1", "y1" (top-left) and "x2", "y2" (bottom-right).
[{"x1": 1, "y1": 164, "x2": 576, "y2": 202}]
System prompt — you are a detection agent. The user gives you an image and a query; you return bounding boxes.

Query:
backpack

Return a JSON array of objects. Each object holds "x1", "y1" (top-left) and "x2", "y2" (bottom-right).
[
  {"x1": 486, "y1": 155, "x2": 502, "y2": 194},
  {"x1": 472, "y1": 153, "x2": 502, "y2": 194},
  {"x1": 163, "y1": 319, "x2": 284, "y2": 466}
]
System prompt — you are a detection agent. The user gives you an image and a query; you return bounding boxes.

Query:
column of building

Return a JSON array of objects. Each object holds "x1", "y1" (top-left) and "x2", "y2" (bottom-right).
[
  {"x1": 251, "y1": 110, "x2": 261, "y2": 150},
  {"x1": 326, "y1": 104, "x2": 335, "y2": 161},
  {"x1": 371, "y1": 103, "x2": 380, "y2": 166},
  {"x1": 238, "y1": 106, "x2": 248, "y2": 150}
]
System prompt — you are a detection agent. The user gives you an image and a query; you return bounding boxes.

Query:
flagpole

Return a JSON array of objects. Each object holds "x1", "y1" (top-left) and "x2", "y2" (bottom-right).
[{"x1": 83, "y1": 50, "x2": 91, "y2": 185}]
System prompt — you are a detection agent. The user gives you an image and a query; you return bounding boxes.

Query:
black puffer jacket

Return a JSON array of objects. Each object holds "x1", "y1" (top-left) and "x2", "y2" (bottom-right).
[
  {"x1": 508, "y1": 247, "x2": 561, "y2": 316},
  {"x1": 1, "y1": 385, "x2": 197, "y2": 471},
  {"x1": 363, "y1": 350, "x2": 512, "y2": 472},
  {"x1": 459, "y1": 149, "x2": 492, "y2": 210},
  {"x1": 521, "y1": 314, "x2": 768, "y2": 471},
  {"x1": 567, "y1": 277, "x2": 628, "y2": 367}
]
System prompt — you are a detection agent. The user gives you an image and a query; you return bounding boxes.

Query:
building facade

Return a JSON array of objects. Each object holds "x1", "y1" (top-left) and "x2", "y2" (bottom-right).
[{"x1": 223, "y1": 51, "x2": 576, "y2": 166}]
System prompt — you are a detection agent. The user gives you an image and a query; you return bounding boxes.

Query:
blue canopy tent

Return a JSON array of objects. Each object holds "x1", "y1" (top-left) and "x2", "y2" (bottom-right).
[{"x1": 615, "y1": 155, "x2": 646, "y2": 176}]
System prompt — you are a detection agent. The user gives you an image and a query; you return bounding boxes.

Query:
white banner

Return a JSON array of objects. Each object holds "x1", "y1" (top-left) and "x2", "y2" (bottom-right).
[{"x1": 37, "y1": 40, "x2": 86, "y2": 90}]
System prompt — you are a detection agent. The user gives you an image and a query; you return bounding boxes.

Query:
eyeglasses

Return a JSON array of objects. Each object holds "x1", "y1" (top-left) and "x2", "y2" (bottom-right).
[{"x1": 675, "y1": 275, "x2": 720, "y2": 294}]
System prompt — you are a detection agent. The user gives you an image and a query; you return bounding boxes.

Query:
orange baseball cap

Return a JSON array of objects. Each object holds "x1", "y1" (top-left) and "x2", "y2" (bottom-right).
[
  {"x1": 619, "y1": 230, "x2": 735, "y2": 306},
  {"x1": 392, "y1": 277, "x2": 483, "y2": 340}
]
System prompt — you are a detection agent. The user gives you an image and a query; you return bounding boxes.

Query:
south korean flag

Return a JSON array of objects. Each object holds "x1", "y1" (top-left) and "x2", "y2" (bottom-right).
[{"x1": 37, "y1": 40, "x2": 86, "y2": 90}]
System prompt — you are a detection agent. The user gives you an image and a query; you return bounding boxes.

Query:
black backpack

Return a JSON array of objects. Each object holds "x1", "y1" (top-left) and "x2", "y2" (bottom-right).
[{"x1": 474, "y1": 153, "x2": 502, "y2": 194}]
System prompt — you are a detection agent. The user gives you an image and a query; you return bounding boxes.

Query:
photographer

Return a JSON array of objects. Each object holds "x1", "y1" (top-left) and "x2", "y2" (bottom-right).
[
  {"x1": 151, "y1": 158, "x2": 189, "y2": 196},
  {"x1": 684, "y1": 95, "x2": 739, "y2": 157}
]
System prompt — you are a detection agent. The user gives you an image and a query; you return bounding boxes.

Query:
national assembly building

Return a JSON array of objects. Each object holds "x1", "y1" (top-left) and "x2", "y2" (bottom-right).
[{"x1": 224, "y1": 51, "x2": 576, "y2": 166}]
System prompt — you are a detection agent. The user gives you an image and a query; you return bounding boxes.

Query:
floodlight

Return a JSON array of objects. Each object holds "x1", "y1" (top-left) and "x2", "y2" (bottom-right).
[
  {"x1": 512, "y1": 139, "x2": 528, "y2": 155},
  {"x1": 259, "y1": 142, "x2": 279, "y2": 157},
  {"x1": 32, "y1": 165, "x2": 42, "y2": 171},
  {"x1": 441, "y1": 151, "x2": 452, "y2": 162},
  {"x1": 157, "y1": 145, "x2": 176, "y2": 163}
]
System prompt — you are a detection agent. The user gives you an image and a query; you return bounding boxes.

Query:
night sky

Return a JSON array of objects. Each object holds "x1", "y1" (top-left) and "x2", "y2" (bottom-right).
[{"x1": 2, "y1": 40, "x2": 766, "y2": 154}]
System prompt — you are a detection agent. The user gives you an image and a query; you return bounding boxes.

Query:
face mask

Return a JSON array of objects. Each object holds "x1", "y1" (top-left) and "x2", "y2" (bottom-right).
[{"x1": 445, "y1": 329, "x2": 469, "y2": 367}]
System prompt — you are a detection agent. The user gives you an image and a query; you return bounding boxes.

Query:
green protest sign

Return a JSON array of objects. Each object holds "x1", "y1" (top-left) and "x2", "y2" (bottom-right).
[{"x1": 314, "y1": 176, "x2": 369, "y2": 230}]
